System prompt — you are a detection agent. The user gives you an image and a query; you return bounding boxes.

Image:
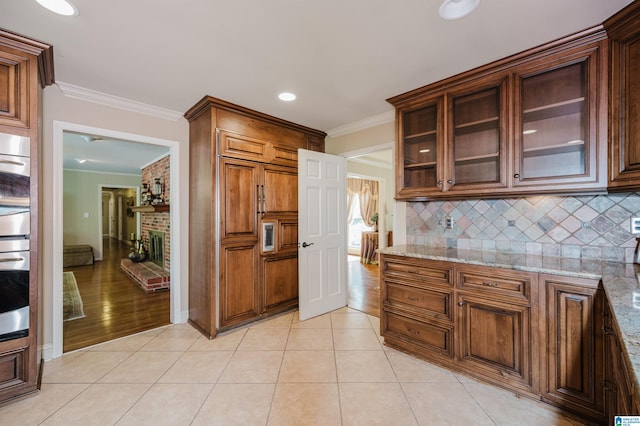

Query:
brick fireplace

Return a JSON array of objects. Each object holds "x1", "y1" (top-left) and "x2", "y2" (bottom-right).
[{"x1": 120, "y1": 154, "x2": 171, "y2": 293}]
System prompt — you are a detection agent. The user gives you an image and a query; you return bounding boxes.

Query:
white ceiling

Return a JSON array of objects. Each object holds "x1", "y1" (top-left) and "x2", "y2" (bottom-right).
[
  {"x1": 1, "y1": 0, "x2": 633, "y2": 134},
  {"x1": 63, "y1": 132, "x2": 169, "y2": 175}
]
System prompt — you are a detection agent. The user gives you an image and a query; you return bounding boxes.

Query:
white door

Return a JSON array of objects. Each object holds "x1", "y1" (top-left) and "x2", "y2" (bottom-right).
[{"x1": 298, "y1": 149, "x2": 348, "y2": 321}]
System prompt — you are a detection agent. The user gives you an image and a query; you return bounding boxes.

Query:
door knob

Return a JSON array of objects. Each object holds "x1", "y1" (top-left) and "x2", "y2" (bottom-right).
[{"x1": 301, "y1": 242, "x2": 314, "y2": 248}]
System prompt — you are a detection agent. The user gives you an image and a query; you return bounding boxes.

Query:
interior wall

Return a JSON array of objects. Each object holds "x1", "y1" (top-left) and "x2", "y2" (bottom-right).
[
  {"x1": 63, "y1": 171, "x2": 140, "y2": 258},
  {"x1": 41, "y1": 85, "x2": 190, "y2": 358}
]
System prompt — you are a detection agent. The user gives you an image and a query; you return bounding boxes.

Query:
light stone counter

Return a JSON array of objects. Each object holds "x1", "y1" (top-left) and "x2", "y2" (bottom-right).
[{"x1": 381, "y1": 245, "x2": 640, "y2": 394}]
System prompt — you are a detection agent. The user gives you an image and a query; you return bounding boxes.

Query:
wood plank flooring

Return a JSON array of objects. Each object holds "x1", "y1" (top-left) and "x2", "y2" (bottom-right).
[
  {"x1": 347, "y1": 256, "x2": 380, "y2": 317},
  {"x1": 63, "y1": 238, "x2": 170, "y2": 353}
]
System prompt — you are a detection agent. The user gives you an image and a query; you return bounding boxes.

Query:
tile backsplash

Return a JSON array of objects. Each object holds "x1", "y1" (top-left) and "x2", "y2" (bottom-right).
[{"x1": 406, "y1": 193, "x2": 640, "y2": 263}]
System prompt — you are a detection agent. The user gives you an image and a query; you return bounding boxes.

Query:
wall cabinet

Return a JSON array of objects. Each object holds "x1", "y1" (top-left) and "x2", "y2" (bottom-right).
[
  {"x1": 380, "y1": 254, "x2": 604, "y2": 423},
  {"x1": 605, "y1": 1, "x2": 640, "y2": 190},
  {"x1": 388, "y1": 27, "x2": 607, "y2": 200},
  {"x1": 185, "y1": 96, "x2": 325, "y2": 337},
  {"x1": 0, "y1": 30, "x2": 53, "y2": 406}
]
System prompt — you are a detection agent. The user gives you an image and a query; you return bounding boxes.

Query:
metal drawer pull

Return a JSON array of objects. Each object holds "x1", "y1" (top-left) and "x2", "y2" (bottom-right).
[
  {"x1": 0, "y1": 257, "x2": 24, "y2": 262},
  {"x1": 407, "y1": 296, "x2": 420, "y2": 301},
  {"x1": 406, "y1": 327, "x2": 420, "y2": 335},
  {"x1": 407, "y1": 269, "x2": 418, "y2": 274},
  {"x1": 0, "y1": 159, "x2": 25, "y2": 166},
  {"x1": 483, "y1": 281, "x2": 498, "y2": 287}
]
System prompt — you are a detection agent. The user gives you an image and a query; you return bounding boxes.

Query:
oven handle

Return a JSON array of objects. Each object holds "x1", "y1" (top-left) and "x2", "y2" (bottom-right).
[
  {"x1": 0, "y1": 257, "x2": 25, "y2": 263},
  {"x1": 0, "y1": 159, "x2": 26, "y2": 167}
]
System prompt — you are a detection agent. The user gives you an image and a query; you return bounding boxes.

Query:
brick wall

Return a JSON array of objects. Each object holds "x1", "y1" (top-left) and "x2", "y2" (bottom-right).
[{"x1": 140, "y1": 155, "x2": 170, "y2": 270}]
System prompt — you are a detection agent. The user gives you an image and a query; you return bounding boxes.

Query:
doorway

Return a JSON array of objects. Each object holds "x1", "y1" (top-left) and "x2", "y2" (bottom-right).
[{"x1": 52, "y1": 121, "x2": 182, "y2": 359}]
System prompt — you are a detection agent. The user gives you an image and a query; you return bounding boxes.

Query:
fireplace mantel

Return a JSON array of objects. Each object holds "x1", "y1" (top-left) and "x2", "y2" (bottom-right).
[{"x1": 132, "y1": 205, "x2": 170, "y2": 213}]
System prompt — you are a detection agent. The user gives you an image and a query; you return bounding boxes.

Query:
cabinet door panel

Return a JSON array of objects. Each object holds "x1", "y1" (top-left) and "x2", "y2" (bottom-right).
[
  {"x1": 271, "y1": 143, "x2": 298, "y2": 167},
  {"x1": 262, "y1": 165, "x2": 297, "y2": 214},
  {"x1": 262, "y1": 254, "x2": 298, "y2": 313},
  {"x1": 0, "y1": 347, "x2": 26, "y2": 391},
  {"x1": 458, "y1": 295, "x2": 532, "y2": 390},
  {"x1": 0, "y1": 50, "x2": 29, "y2": 129},
  {"x1": 219, "y1": 130, "x2": 269, "y2": 162},
  {"x1": 219, "y1": 243, "x2": 259, "y2": 328},
  {"x1": 277, "y1": 217, "x2": 298, "y2": 253},
  {"x1": 544, "y1": 275, "x2": 604, "y2": 419},
  {"x1": 220, "y1": 158, "x2": 259, "y2": 241},
  {"x1": 457, "y1": 267, "x2": 531, "y2": 302}
]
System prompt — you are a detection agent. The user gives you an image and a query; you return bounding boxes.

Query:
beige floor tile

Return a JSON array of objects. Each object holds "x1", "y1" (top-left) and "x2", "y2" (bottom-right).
[
  {"x1": 402, "y1": 382, "x2": 494, "y2": 425},
  {"x1": 237, "y1": 327, "x2": 290, "y2": 351},
  {"x1": 159, "y1": 351, "x2": 233, "y2": 383},
  {"x1": 117, "y1": 383, "x2": 213, "y2": 426},
  {"x1": 40, "y1": 383, "x2": 150, "y2": 426},
  {"x1": 98, "y1": 351, "x2": 182, "y2": 383},
  {"x1": 292, "y1": 312, "x2": 332, "y2": 328},
  {"x1": 331, "y1": 312, "x2": 372, "y2": 329},
  {"x1": 268, "y1": 383, "x2": 341, "y2": 426},
  {"x1": 367, "y1": 314, "x2": 381, "y2": 331},
  {"x1": 250, "y1": 312, "x2": 294, "y2": 328},
  {"x1": 278, "y1": 351, "x2": 337, "y2": 383},
  {"x1": 463, "y1": 382, "x2": 578, "y2": 425},
  {"x1": 188, "y1": 328, "x2": 246, "y2": 351},
  {"x1": 0, "y1": 383, "x2": 89, "y2": 426},
  {"x1": 332, "y1": 306, "x2": 360, "y2": 314},
  {"x1": 43, "y1": 351, "x2": 131, "y2": 383},
  {"x1": 87, "y1": 327, "x2": 164, "y2": 352},
  {"x1": 386, "y1": 348, "x2": 457, "y2": 383},
  {"x1": 140, "y1": 323, "x2": 201, "y2": 351},
  {"x1": 218, "y1": 350, "x2": 284, "y2": 383},
  {"x1": 286, "y1": 328, "x2": 333, "y2": 350},
  {"x1": 339, "y1": 382, "x2": 418, "y2": 425},
  {"x1": 191, "y1": 383, "x2": 275, "y2": 426},
  {"x1": 333, "y1": 328, "x2": 382, "y2": 350},
  {"x1": 335, "y1": 351, "x2": 396, "y2": 382}
]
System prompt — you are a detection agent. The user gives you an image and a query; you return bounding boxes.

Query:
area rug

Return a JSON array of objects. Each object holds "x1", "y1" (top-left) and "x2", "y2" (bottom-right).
[{"x1": 63, "y1": 272, "x2": 85, "y2": 321}]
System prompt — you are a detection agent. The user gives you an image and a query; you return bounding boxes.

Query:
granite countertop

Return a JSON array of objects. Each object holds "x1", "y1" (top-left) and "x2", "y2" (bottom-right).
[{"x1": 381, "y1": 245, "x2": 640, "y2": 393}]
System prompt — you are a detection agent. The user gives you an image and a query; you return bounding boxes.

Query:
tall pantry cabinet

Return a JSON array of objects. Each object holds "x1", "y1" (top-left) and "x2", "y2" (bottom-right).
[
  {"x1": 185, "y1": 96, "x2": 325, "y2": 338},
  {"x1": 0, "y1": 29, "x2": 54, "y2": 405}
]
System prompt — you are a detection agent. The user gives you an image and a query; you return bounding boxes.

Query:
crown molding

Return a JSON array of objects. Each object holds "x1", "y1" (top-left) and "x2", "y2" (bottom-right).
[
  {"x1": 326, "y1": 110, "x2": 395, "y2": 138},
  {"x1": 348, "y1": 156, "x2": 393, "y2": 170},
  {"x1": 56, "y1": 81, "x2": 183, "y2": 121}
]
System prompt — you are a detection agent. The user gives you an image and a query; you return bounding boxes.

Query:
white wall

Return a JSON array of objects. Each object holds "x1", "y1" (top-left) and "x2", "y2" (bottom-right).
[{"x1": 41, "y1": 85, "x2": 190, "y2": 357}]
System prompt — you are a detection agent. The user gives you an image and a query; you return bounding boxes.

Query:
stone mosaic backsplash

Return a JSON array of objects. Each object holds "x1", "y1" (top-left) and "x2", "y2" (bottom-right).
[{"x1": 406, "y1": 193, "x2": 640, "y2": 263}]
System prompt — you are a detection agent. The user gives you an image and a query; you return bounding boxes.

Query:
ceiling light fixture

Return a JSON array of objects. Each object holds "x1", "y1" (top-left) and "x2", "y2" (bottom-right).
[
  {"x1": 278, "y1": 92, "x2": 296, "y2": 102},
  {"x1": 75, "y1": 158, "x2": 88, "y2": 164},
  {"x1": 439, "y1": 0, "x2": 479, "y2": 20},
  {"x1": 523, "y1": 129, "x2": 537, "y2": 135},
  {"x1": 35, "y1": 0, "x2": 79, "y2": 16}
]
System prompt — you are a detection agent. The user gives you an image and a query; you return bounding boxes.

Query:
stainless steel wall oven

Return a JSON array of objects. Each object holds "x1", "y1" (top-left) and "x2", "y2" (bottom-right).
[{"x1": 0, "y1": 133, "x2": 30, "y2": 342}]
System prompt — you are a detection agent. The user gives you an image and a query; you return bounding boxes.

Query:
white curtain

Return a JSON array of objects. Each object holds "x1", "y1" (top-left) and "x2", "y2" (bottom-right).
[{"x1": 347, "y1": 178, "x2": 379, "y2": 227}]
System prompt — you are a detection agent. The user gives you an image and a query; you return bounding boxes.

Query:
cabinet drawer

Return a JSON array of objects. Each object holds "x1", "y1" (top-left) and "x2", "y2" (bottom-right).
[
  {"x1": 384, "y1": 310, "x2": 453, "y2": 358},
  {"x1": 385, "y1": 281, "x2": 453, "y2": 322},
  {"x1": 458, "y1": 267, "x2": 531, "y2": 302},
  {"x1": 382, "y1": 257, "x2": 453, "y2": 287},
  {"x1": 271, "y1": 143, "x2": 298, "y2": 167},
  {"x1": 0, "y1": 347, "x2": 27, "y2": 391}
]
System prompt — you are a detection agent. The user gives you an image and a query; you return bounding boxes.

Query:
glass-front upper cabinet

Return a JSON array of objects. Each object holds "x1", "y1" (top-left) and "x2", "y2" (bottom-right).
[
  {"x1": 513, "y1": 45, "x2": 604, "y2": 190},
  {"x1": 448, "y1": 82, "x2": 507, "y2": 193},
  {"x1": 397, "y1": 97, "x2": 443, "y2": 198}
]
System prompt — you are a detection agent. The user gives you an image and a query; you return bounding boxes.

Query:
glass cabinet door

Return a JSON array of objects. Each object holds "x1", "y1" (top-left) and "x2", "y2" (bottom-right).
[
  {"x1": 517, "y1": 62, "x2": 587, "y2": 181},
  {"x1": 399, "y1": 100, "x2": 442, "y2": 195},
  {"x1": 450, "y1": 85, "x2": 504, "y2": 189}
]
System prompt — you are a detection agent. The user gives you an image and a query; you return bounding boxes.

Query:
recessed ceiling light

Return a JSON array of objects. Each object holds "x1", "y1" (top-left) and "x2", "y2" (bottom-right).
[
  {"x1": 76, "y1": 158, "x2": 88, "y2": 164},
  {"x1": 278, "y1": 92, "x2": 296, "y2": 102},
  {"x1": 439, "y1": 0, "x2": 479, "y2": 20},
  {"x1": 35, "y1": 0, "x2": 79, "y2": 16},
  {"x1": 523, "y1": 129, "x2": 537, "y2": 135}
]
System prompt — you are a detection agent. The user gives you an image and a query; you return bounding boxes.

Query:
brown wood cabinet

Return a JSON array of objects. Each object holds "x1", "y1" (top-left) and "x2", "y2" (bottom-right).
[
  {"x1": 380, "y1": 254, "x2": 605, "y2": 423},
  {"x1": 388, "y1": 27, "x2": 607, "y2": 200},
  {"x1": 540, "y1": 274, "x2": 604, "y2": 420},
  {"x1": 605, "y1": 1, "x2": 640, "y2": 190},
  {"x1": 0, "y1": 29, "x2": 53, "y2": 406},
  {"x1": 185, "y1": 96, "x2": 325, "y2": 337},
  {"x1": 604, "y1": 295, "x2": 640, "y2": 418}
]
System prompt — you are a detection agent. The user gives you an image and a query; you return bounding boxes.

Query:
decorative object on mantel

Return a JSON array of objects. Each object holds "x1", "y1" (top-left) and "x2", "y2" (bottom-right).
[
  {"x1": 151, "y1": 177, "x2": 164, "y2": 205},
  {"x1": 131, "y1": 204, "x2": 169, "y2": 213}
]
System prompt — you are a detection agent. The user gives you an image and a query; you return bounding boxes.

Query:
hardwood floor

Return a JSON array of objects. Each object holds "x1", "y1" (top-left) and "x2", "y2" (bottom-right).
[
  {"x1": 63, "y1": 237, "x2": 170, "y2": 352},
  {"x1": 347, "y1": 255, "x2": 380, "y2": 317}
]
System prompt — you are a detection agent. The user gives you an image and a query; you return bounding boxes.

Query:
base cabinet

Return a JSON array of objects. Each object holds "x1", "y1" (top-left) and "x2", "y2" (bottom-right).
[{"x1": 380, "y1": 254, "x2": 604, "y2": 423}]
